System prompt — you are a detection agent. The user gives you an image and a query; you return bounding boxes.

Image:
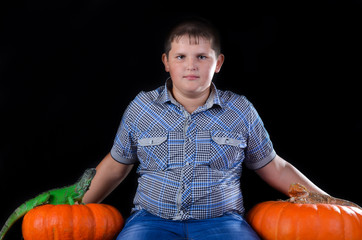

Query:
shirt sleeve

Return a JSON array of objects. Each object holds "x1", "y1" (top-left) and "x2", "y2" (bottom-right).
[
  {"x1": 110, "y1": 100, "x2": 138, "y2": 165},
  {"x1": 243, "y1": 102, "x2": 276, "y2": 170}
]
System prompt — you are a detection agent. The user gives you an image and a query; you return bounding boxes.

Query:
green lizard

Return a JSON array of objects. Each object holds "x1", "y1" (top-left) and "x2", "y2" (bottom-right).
[{"x1": 0, "y1": 168, "x2": 96, "y2": 240}]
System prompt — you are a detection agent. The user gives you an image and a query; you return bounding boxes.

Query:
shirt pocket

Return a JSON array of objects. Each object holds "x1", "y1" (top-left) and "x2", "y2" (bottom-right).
[
  {"x1": 209, "y1": 131, "x2": 247, "y2": 170},
  {"x1": 137, "y1": 132, "x2": 168, "y2": 171}
]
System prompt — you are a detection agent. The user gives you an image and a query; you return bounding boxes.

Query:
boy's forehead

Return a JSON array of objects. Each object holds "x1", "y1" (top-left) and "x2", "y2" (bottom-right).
[
  {"x1": 172, "y1": 35, "x2": 212, "y2": 46},
  {"x1": 168, "y1": 35, "x2": 217, "y2": 56}
]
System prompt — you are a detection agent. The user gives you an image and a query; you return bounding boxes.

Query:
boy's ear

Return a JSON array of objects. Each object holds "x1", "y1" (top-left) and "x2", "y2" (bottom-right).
[
  {"x1": 162, "y1": 53, "x2": 170, "y2": 72},
  {"x1": 215, "y1": 54, "x2": 225, "y2": 73}
]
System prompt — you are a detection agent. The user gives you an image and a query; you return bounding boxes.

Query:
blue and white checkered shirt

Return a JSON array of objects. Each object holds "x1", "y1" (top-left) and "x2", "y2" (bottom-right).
[{"x1": 111, "y1": 80, "x2": 276, "y2": 220}]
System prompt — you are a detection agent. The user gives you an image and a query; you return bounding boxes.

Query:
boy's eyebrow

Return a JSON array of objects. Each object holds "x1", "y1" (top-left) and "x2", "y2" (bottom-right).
[
  {"x1": 170, "y1": 49, "x2": 213, "y2": 55},
  {"x1": 171, "y1": 51, "x2": 212, "y2": 56},
  {"x1": 170, "y1": 53, "x2": 211, "y2": 58}
]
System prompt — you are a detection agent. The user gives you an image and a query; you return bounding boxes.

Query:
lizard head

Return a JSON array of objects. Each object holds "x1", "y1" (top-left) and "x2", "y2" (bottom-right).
[
  {"x1": 288, "y1": 183, "x2": 309, "y2": 198},
  {"x1": 75, "y1": 168, "x2": 97, "y2": 194}
]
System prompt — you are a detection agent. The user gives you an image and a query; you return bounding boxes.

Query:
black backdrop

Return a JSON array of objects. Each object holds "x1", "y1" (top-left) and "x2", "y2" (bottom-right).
[{"x1": 1, "y1": 0, "x2": 361, "y2": 238}]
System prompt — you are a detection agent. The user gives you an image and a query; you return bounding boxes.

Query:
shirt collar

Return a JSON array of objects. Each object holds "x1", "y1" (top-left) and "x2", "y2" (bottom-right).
[{"x1": 157, "y1": 78, "x2": 224, "y2": 109}]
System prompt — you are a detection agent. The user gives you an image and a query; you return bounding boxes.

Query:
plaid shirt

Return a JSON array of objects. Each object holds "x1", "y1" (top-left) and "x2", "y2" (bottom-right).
[{"x1": 111, "y1": 81, "x2": 276, "y2": 220}]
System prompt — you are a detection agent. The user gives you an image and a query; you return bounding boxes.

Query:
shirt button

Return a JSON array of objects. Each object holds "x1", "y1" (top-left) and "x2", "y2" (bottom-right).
[
  {"x1": 149, "y1": 139, "x2": 153, "y2": 144},
  {"x1": 225, "y1": 138, "x2": 230, "y2": 144},
  {"x1": 186, "y1": 162, "x2": 190, "y2": 165}
]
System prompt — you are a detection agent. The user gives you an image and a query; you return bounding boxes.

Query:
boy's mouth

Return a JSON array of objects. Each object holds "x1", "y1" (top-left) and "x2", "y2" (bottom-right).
[{"x1": 184, "y1": 75, "x2": 199, "y2": 80}]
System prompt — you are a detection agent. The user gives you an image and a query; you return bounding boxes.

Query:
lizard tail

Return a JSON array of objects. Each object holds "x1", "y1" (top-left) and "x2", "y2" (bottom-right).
[{"x1": 0, "y1": 192, "x2": 50, "y2": 240}]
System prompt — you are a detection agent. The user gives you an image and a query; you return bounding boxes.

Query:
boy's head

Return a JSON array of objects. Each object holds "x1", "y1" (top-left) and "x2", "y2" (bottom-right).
[
  {"x1": 164, "y1": 18, "x2": 221, "y2": 57},
  {"x1": 161, "y1": 17, "x2": 225, "y2": 102}
]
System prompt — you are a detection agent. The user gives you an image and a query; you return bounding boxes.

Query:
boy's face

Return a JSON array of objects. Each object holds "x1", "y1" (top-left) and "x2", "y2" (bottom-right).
[{"x1": 162, "y1": 35, "x2": 224, "y2": 99}]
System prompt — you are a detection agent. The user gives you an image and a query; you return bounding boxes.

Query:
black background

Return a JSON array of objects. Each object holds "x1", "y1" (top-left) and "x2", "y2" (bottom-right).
[{"x1": 1, "y1": 0, "x2": 361, "y2": 238}]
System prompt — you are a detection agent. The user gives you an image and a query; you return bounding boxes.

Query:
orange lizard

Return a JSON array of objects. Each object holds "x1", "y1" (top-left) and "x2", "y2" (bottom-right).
[{"x1": 286, "y1": 183, "x2": 361, "y2": 209}]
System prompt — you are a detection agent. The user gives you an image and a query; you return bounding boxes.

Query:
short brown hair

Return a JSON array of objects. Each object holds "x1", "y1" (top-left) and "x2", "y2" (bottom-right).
[{"x1": 164, "y1": 18, "x2": 221, "y2": 57}]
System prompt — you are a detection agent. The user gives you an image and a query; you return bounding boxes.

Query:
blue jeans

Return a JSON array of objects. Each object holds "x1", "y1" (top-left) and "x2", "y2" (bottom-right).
[{"x1": 116, "y1": 210, "x2": 260, "y2": 240}]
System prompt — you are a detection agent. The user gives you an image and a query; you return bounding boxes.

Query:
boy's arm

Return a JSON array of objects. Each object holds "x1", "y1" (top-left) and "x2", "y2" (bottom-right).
[
  {"x1": 82, "y1": 153, "x2": 134, "y2": 204},
  {"x1": 255, "y1": 154, "x2": 328, "y2": 196}
]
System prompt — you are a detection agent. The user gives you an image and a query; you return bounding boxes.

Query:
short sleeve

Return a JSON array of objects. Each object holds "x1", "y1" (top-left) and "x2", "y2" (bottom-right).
[
  {"x1": 110, "y1": 101, "x2": 138, "y2": 165},
  {"x1": 244, "y1": 103, "x2": 276, "y2": 170}
]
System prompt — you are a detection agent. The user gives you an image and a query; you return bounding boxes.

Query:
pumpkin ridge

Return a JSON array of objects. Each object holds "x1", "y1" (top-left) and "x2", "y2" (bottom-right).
[
  {"x1": 310, "y1": 204, "x2": 320, "y2": 240},
  {"x1": 275, "y1": 202, "x2": 290, "y2": 240},
  {"x1": 349, "y1": 206, "x2": 362, "y2": 239},
  {"x1": 315, "y1": 204, "x2": 322, "y2": 240},
  {"x1": 314, "y1": 204, "x2": 324, "y2": 240},
  {"x1": 92, "y1": 204, "x2": 109, "y2": 238},
  {"x1": 353, "y1": 206, "x2": 362, "y2": 238},
  {"x1": 328, "y1": 204, "x2": 344, "y2": 239},
  {"x1": 355, "y1": 207, "x2": 362, "y2": 226},
  {"x1": 70, "y1": 205, "x2": 76, "y2": 240},
  {"x1": 104, "y1": 204, "x2": 118, "y2": 225},
  {"x1": 86, "y1": 205, "x2": 96, "y2": 240},
  {"x1": 99, "y1": 204, "x2": 110, "y2": 236},
  {"x1": 260, "y1": 201, "x2": 283, "y2": 239},
  {"x1": 46, "y1": 205, "x2": 56, "y2": 240},
  {"x1": 254, "y1": 201, "x2": 273, "y2": 237},
  {"x1": 351, "y1": 208, "x2": 362, "y2": 226},
  {"x1": 338, "y1": 205, "x2": 362, "y2": 240},
  {"x1": 298, "y1": 204, "x2": 318, "y2": 240},
  {"x1": 295, "y1": 204, "x2": 304, "y2": 240},
  {"x1": 100, "y1": 204, "x2": 124, "y2": 235},
  {"x1": 336, "y1": 206, "x2": 346, "y2": 240},
  {"x1": 43, "y1": 205, "x2": 55, "y2": 239},
  {"x1": 246, "y1": 201, "x2": 264, "y2": 225}
]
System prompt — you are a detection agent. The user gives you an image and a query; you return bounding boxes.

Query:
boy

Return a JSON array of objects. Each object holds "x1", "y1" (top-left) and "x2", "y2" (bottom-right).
[{"x1": 83, "y1": 18, "x2": 327, "y2": 239}]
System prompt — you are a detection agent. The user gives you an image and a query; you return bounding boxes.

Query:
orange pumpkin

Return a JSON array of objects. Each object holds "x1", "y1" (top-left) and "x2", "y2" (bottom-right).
[
  {"x1": 247, "y1": 201, "x2": 362, "y2": 240},
  {"x1": 22, "y1": 204, "x2": 124, "y2": 240}
]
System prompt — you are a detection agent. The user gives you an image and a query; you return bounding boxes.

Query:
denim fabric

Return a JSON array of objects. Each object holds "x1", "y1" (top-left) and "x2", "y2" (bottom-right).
[{"x1": 116, "y1": 210, "x2": 260, "y2": 240}]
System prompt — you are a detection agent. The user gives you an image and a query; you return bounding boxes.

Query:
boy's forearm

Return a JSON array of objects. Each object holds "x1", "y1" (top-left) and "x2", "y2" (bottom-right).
[
  {"x1": 256, "y1": 155, "x2": 328, "y2": 196},
  {"x1": 83, "y1": 153, "x2": 134, "y2": 204},
  {"x1": 277, "y1": 160, "x2": 328, "y2": 196}
]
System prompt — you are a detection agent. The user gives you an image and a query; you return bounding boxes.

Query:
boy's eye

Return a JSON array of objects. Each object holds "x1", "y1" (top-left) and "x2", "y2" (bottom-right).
[
  {"x1": 176, "y1": 55, "x2": 184, "y2": 60},
  {"x1": 198, "y1": 56, "x2": 207, "y2": 60}
]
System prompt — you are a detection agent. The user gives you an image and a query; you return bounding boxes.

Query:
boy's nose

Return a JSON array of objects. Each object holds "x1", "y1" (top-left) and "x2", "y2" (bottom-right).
[{"x1": 186, "y1": 58, "x2": 197, "y2": 71}]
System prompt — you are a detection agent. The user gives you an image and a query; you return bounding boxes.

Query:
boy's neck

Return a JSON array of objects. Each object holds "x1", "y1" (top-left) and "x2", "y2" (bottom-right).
[{"x1": 171, "y1": 86, "x2": 211, "y2": 114}]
